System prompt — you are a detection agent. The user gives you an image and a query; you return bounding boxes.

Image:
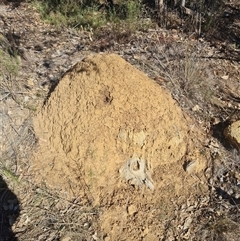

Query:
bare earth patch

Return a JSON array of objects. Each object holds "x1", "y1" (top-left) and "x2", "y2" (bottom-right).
[
  {"x1": 32, "y1": 54, "x2": 211, "y2": 240},
  {"x1": 1, "y1": 1, "x2": 240, "y2": 240}
]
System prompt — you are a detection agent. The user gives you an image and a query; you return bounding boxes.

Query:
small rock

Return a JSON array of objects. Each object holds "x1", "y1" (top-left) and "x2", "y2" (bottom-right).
[
  {"x1": 128, "y1": 204, "x2": 138, "y2": 216},
  {"x1": 211, "y1": 117, "x2": 221, "y2": 125},
  {"x1": 92, "y1": 232, "x2": 99, "y2": 241},
  {"x1": 60, "y1": 237, "x2": 72, "y2": 241},
  {"x1": 183, "y1": 217, "x2": 192, "y2": 230},
  {"x1": 192, "y1": 104, "x2": 201, "y2": 112},
  {"x1": 24, "y1": 96, "x2": 29, "y2": 102},
  {"x1": 27, "y1": 78, "x2": 35, "y2": 87},
  {"x1": 183, "y1": 160, "x2": 196, "y2": 173},
  {"x1": 224, "y1": 120, "x2": 240, "y2": 152},
  {"x1": 221, "y1": 75, "x2": 229, "y2": 80},
  {"x1": 83, "y1": 222, "x2": 90, "y2": 229}
]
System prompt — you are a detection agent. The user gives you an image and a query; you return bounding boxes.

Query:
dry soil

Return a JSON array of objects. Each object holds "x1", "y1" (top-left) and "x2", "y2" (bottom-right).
[{"x1": 32, "y1": 54, "x2": 211, "y2": 240}]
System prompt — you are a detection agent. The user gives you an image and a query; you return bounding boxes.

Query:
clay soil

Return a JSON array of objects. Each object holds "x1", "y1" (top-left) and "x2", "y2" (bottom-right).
[{"x1": 33, "y1": 53, "x2": 209, "y2": 240}]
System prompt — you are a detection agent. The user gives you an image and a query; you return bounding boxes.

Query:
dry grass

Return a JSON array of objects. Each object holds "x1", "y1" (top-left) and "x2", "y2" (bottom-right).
[
  {"x1": 121, "y1": 29, "x2": 240, "y2": 239},
  {"x1": 127, "y1": 33, "x2": 217, "y2": 121},
  {"x1": 0, "y1": 40, "x2": 100, "y2": 240},
  {"x1": 12, "y1": 181, "x2": 100, "y2": 240},
  {"x1": 0, "y1": 50, "x2": 20, "y2": 95},
  {"x1": 1, "y1": 121, "x2": 101, "y2": 240}
]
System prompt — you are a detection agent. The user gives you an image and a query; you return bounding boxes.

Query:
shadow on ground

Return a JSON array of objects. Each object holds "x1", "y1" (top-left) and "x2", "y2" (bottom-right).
[{"x1": 0, "y1": 175, "x2": 19, "y2": 241}]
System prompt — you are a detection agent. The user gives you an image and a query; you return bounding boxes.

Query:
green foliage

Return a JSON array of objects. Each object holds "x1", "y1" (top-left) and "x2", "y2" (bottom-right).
[
  {"x1": 34, "y1": 0, "x2": 149, "y2": 31},
  {"x1": 37, "y1": 0, "x2": 97, "y2": 16},
  {"x1": 112, "y1": 0, "x2": 142, "y2": 21},
  {"x1": 0, "y1": 48, "x2": 19, "y2": 90},
  {"x1": 0, "y1": 160, "x2": 19, "y2": 183},
  {"x1": 0, "y1": 50, "x2": 18, "y2": 75},
  {"x1": 34, "y1": 0, "x2": 103, "y2": 28}
]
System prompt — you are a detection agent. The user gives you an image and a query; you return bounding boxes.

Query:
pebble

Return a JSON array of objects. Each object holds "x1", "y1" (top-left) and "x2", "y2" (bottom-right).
[
  {"x1": 128, "y1": 204, "x2": 138, "y2": 216},
  {"x1": 184, "y1": 160, "x2": 196, "y2": 173},
  {"x1": 61, "y1": 237, "x2": 72, "y2": 241}
]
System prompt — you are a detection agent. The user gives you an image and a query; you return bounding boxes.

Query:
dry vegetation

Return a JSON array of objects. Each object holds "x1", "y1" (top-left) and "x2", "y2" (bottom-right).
[{"x1": 0, "y1": 0, "x2": 240, "y2": 240}]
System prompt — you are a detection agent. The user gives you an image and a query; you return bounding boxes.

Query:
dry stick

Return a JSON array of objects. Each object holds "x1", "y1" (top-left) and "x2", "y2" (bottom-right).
[
  {"x1": 0, "y1": 92, "x2": 11, "y2": 101},
  {"x1": 198, "y1": 13, "x2": 202, "y2": 38},
  {"x1": 1, "y1": 91, "x2": 29, "y2": 95}
]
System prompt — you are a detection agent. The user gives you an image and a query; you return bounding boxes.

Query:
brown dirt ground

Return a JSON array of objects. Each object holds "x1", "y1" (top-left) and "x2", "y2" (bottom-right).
[
  {"x1": 32, "y1": 54, "x2": 211, "y2": 240},
  {"x1": 1, "y1": 1, "x2": 240, "y2": 240}
]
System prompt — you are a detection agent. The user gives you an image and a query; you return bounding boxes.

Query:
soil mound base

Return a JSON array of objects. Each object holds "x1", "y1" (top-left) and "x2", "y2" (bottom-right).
[{"x1": 33, "y1": 54, "x2": 210, "y2": 239}]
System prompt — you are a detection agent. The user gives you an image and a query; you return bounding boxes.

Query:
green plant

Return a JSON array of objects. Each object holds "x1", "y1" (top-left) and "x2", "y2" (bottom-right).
[
  {"x1": 0, "y1": 48, "x2": 20, "y2": 92},
  {"x1": 34, "y1": 0, "x2": 100, "y2": 28},
  {"x1": 0, "y1": 160, "x2": 19, "y2": 183},
  {"x1": 34, "y1": 0, "x2": 150, "y2": 31},
  {"x1": 126, "y1": 0, "x2": 142, "y2": 20},
  {"x1": 23, "y1": 104, "x2": 38, "y2": 112}
]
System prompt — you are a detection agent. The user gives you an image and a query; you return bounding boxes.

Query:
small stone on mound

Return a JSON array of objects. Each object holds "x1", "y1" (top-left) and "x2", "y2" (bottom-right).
[{"x1": 224, "y1": 120, "x2": 240, "y2": 152}]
